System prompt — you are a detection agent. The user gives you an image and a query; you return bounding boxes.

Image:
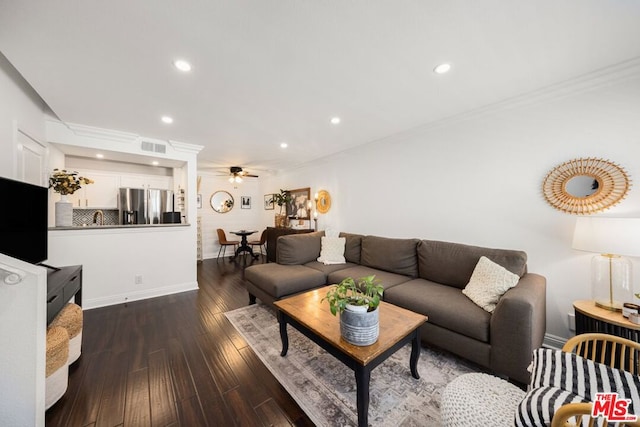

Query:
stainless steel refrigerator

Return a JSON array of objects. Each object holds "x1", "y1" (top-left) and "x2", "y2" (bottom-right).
[{"x1": 118, "y1": 188, "x2": 176, "y2": 225}]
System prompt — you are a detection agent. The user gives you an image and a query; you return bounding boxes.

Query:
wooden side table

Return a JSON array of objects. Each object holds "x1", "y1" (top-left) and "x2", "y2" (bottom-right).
[{"x1": 573, "y1": 300, "x2": 640, "y2": 342}]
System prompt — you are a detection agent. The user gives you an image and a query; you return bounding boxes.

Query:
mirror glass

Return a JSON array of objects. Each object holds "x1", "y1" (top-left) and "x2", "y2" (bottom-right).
[
  {"x1": 210, "y1": 191, "x2": 234, "y2": 213},
  {"x1": 565, "y1": 175, "x2": 600, "y2": 198}
]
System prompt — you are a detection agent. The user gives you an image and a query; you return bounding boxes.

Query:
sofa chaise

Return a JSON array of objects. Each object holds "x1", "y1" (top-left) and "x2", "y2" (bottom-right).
[{"x1": 244, "y1": 231, "x2": 546, "y2": 383}]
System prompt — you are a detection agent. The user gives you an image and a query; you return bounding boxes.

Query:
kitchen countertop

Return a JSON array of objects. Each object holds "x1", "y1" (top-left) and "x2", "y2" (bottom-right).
[{"x1": 49, "y1": 223, "x2": 190, "y2": 230}]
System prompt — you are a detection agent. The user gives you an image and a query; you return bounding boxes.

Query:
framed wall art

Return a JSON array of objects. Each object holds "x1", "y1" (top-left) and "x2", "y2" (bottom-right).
[
  {"x1": 286, "y1": 187, "x2": 311, "y2": 219},
  {"x1": 264, "y1": 194, "x2": 274, "y2": 210},
  {"x1": 241, "y1": 196, "x2": 251, "y2": 209}
]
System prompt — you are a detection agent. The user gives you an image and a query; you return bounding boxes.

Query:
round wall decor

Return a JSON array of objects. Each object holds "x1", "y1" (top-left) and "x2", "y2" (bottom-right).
[
  {"x1": 542, "y1": 158, "x2": 631, "y2": 215},
  {"x1": 316, "y1": 190, "x2": 331, "y2": 214}
]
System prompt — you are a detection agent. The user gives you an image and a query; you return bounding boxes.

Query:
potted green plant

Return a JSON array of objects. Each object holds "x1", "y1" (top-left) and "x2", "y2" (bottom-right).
[
  {"x1": 322, "y1": 275, "x2": 384, "y2": 346},
  {"x1": 272, "y1": 189, "x2": 292, "y2": 228}
]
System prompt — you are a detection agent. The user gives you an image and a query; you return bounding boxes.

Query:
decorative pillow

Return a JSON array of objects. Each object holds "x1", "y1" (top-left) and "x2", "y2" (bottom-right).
[
  {"x1": 462, "y1": 256, "x2": 519, "y2": 312},
  {"x1": 317, "y1": 236, "x2": 346, "y2": 265}
]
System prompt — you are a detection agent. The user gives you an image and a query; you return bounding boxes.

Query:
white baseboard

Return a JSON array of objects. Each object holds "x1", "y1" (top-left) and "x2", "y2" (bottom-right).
[
  {"x1": 83, "y1": 281, "x2": 198, "y2": 309},
  {"x1": 543, "y1": 333, "x2": 567, "y2": 350}
]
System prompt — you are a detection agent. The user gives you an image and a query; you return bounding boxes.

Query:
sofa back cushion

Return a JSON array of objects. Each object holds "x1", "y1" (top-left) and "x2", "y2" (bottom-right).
[
  {"x1": 277, "y1": 231, "x2": 325, "y2": 265},
  {"x1": 418, "y1": 240, "x2": 527, "y2": 289},
  {"x1": 360, "y1": 235, "x2": 419, "y2": 277},
  {"x1": 339, "y1": 232, "x2": 364, "y2": 264}
]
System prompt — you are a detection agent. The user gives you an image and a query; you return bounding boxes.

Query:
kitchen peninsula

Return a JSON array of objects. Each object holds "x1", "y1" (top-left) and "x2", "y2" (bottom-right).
[{"x1": 45, "y1": 120, "x2": 202, "y2": 312}]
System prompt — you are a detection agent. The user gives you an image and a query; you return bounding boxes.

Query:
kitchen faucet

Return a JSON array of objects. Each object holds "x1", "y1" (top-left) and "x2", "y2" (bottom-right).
[{"x1": 93, "y1": 210, "x2": 104, "y2": 226}]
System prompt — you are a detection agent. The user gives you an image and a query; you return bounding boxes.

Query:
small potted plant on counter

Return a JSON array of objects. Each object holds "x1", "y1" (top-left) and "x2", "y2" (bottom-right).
[
  {"x1": 322, "y1": 275, "x2": 384, "y2": 346},
  {"x1": 49, "y1": 169, "x2": 93, "y2": 227}
]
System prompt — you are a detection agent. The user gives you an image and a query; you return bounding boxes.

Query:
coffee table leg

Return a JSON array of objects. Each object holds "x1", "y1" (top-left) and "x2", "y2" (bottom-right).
[
  {"x1": 410, "y1": 329, "x2": 420, "y2": 379},
  {"x1": 277, "y1": 311, "x2": 289, "y2": 357},
  {"x1": 355, "y1": 366, "x2": 371, "y2": 427}
]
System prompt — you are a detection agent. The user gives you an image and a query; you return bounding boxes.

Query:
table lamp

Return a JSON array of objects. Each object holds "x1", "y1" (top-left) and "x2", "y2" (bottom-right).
[{"x1": 572, "y1": 217, "x2": 640, "y2": 311}]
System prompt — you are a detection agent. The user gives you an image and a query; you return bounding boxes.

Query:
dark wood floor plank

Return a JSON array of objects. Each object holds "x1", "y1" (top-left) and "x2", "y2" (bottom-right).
[
  {"x1": 178, "y1": 333, "x2": 236, "y2": 426},
  {"x1": 254, "y1": 399, "x2": 295, "y2": 427},
  {"x1": 166, "y1": 338, "x2": 197, "y2": 402},
  {"x1": 196, "y1": 331, "x2": 240, "y2": 394},
  {"x1": 124, "y1": 368, "x2": 151, "y2": 427},
  {"x1": 64, "y1": 350, "x2": 110, "y2": 426},
  {"x1": 95, "y1": 350, "x2": 128, "y2": 427},
  {"x1": 148, "y1": 349, "x2": 179, "y2": 426},
  {"x1": 238, "y1": 346, "x2": 309, "y2": 425},
  {"x1": 224, "y1": 387, "x2": 261, "y2": 427},
  {"x1": 45, "y1": 258, "x2": 312, "y2": 427},
  {"x1": 176, "y1": 396, "x2": 208, "y2": 427}
]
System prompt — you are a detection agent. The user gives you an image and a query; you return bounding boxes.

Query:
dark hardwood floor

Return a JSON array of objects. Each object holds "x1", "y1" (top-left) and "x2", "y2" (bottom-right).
[{"x1": 45, "y1": 257, "x2": 313, "y2": 427}]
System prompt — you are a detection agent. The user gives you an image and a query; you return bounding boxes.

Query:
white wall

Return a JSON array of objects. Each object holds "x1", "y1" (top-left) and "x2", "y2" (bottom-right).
[
  {"x1": 0, "y1": 54, "x2": 47, "y2": 426},
  {"x1": 47, "y1": 226, "x2": 196, "y2": 308},
  {"x1": 271, "y1": 69, "x2": 640, "y2": 343}
]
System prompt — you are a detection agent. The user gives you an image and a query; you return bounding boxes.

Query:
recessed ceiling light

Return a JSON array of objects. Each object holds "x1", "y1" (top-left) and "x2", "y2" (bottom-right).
[
  {"x1": 433, "y1": 63, "x2": 452, "y2": 74},
  {"x1": 96, "y1": 153, "x2": 104, "y2": 159},
  {"x1": 152, "y1": 161, "x2": 159, "y2": 166},
  {"x1": 280, "y1": 142, "x2": 288, "y2": 148},
  {"x1": 161, "y1": 116, "x2": 173, "y2": 124},
  {"x1": 330, "y1": 117, "x2": 341, "y2": 125},
  {"x1": 173, "y1": 59, "x2": 192, "y2": 72}
]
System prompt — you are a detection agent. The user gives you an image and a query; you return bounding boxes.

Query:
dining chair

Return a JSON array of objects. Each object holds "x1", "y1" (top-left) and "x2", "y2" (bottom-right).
[
  {"x1": 216, "y1": 228, "x2": 239, "y2": 261},
  {"x1": 249, "y1": 229, "x2": 267, "y2": 259}
]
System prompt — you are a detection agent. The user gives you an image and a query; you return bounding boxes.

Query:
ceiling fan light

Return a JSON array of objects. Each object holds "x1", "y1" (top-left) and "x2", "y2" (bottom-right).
[
  {"x1": 235, "y1": 176, "x2": 242, "y2": 183},
  {"x1": 228, "y1": 177, "x2": 234, "y2": 183}
]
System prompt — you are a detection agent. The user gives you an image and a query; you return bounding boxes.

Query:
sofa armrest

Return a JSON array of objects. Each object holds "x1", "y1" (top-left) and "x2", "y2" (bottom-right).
[{"x1": 490, "y1": 273, "x2": 546, "y2": 384}]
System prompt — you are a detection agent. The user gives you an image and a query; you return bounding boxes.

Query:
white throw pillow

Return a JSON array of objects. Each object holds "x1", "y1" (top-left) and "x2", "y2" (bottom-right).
[
  {"x1": 462, "y1": 256, "x2": 520, "y2": 313},
  {"x1": 317, "y1": 236, "x2": 346, "y2": 265}
]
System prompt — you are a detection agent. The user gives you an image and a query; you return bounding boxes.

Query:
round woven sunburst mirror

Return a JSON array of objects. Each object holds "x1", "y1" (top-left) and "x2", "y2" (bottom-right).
[{"x1": 542, "y1": 158, "x2": 631, "y2": 215}]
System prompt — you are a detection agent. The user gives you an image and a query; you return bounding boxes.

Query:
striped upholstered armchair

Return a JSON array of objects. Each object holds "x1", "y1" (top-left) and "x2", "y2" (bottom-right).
[{"x1": 516, "y1": 333, "x2": 640, "y2": 427}]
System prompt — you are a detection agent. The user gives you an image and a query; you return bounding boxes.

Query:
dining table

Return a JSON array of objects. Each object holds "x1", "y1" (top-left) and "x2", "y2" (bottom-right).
[{"x1": 230, "y1": 230, "x2": 259, "y2": 260}]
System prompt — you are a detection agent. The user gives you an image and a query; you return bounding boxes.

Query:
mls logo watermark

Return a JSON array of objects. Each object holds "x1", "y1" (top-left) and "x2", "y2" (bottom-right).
[{"x1": 592, "y1": 392, "x2": 638, "y2": 422}]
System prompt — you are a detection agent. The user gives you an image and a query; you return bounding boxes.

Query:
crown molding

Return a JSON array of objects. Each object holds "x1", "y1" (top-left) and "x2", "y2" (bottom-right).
[
  {"x1": 169, "y1": 140, "x2": 204, "y2": 154},
  {"x1": 63, "y1": 121, "x2": 139, "y2": 144}
]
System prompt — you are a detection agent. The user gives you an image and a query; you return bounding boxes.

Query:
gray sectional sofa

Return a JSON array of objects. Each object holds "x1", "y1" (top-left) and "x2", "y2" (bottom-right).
[{"x1": 244, "y1": 231, "x2": 546, "y2": 384}]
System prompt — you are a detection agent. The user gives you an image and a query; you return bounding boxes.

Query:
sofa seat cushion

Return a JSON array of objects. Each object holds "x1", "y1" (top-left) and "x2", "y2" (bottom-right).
[
  {"x1": 245, "y1": 264, "x2": 326, "y2": 298},
  {"x1": 326, "y1": 266, "x2": 411, "y2": 291},
  {"x1": 384, "y1": 278, "x2": 491, "y2": 342},
  {"x1": 304, "y1": 261, "x2": 357, "y2": 276}
]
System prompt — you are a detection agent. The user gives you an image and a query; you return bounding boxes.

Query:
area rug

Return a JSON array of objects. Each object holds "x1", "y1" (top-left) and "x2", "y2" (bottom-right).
[{"x1": 224, "y1": 303, "x2": 480, "y2": 426}]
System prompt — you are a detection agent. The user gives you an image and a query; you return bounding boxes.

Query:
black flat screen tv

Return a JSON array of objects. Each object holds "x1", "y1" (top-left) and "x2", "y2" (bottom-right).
[{"x1": 0, "y1": 176, "x2": 48, "y2": 264}]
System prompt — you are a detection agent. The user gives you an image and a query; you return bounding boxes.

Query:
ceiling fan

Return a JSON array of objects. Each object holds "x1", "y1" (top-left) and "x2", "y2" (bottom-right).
[{"x1": 227, "y1": 166, "x2": 258, "y2": 183}]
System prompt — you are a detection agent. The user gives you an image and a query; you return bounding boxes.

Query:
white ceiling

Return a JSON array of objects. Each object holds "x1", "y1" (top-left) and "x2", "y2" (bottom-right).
[{"x1": 1, "y1": 1, "x2": 640, "y2": 174}]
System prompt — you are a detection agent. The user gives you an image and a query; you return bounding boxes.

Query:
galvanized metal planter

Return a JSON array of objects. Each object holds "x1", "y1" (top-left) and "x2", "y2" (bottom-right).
[{"x1": 340, "y1": 305, "x2": 379, "y2": 346}]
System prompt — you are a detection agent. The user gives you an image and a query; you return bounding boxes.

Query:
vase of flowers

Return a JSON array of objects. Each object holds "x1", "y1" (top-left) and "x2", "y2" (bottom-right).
[{"x1": 49, "y1": 169, "x2": 93, "y2": 227}]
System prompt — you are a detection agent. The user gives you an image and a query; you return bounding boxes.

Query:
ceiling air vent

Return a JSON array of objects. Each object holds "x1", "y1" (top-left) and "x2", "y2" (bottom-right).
[{"x1": 141, "y1": 141, "x2": 167, "y2": 154}]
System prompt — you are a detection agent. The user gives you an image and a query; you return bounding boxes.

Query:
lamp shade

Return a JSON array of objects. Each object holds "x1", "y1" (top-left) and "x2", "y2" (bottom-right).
[{"x1": 572, "y1": 217, "x2": 640, "y2": 257}]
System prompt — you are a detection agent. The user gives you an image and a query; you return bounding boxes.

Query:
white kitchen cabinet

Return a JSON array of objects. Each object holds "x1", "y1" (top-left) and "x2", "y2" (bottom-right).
[
  {"x1": 119, "y1": 175, "x2": 172, "y2": 190},
  {"x1": 68, "y1": 171, "x2": 119, "y2": 208}
]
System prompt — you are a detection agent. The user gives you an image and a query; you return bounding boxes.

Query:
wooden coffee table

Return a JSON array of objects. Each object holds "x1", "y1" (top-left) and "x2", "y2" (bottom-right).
[{"x1": 273, "y1": 286, "x2": 428, "y2": 427}]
